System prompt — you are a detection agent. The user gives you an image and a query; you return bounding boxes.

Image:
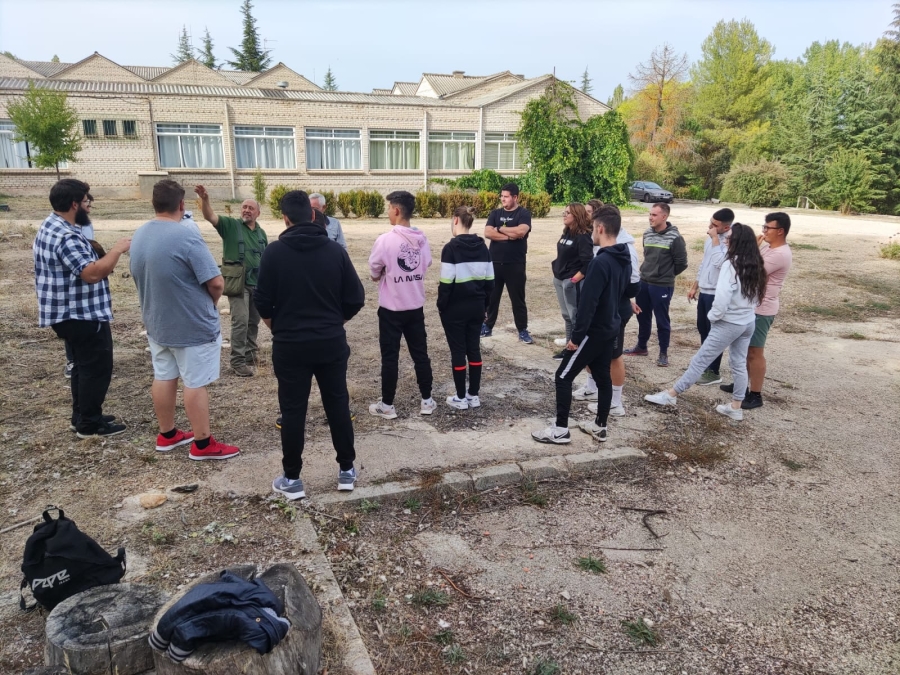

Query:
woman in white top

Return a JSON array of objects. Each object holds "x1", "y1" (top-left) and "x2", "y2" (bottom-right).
[{"x1": 644, "y1": 223, "x2": 767, "y2": 420}]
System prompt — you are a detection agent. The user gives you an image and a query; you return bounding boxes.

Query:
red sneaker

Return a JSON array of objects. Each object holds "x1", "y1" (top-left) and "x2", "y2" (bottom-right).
[
  {"x1": 155, "y1": 429, "x2": 195, "y2": 452},
  {"x1": 189, "y1": 436, "x2": 240, "y2": 461}
]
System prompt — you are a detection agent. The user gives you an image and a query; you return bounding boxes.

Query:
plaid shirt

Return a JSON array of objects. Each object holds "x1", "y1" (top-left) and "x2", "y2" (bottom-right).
[{"x1": 33, "y1": 212, "x2": 112, "y2": 327}]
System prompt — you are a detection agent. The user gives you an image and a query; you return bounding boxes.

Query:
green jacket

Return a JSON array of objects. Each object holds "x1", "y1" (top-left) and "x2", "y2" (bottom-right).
[
  {"x1": 639, "y1": 222, "x2": 688, "y2": 287},
  {"x1": 214, "y1": 216, "x2": 268, "y2": 287}
]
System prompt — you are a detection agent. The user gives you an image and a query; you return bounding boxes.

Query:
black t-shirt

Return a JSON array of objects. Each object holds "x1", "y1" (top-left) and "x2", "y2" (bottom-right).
[{"x1": 486, "y1": 206, "x2": 532, "y2": 264}]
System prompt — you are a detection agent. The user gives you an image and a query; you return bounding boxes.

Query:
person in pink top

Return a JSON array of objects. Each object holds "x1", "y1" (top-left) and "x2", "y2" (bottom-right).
[
  {"x1": 720, "y1": 212, "x2": 793, "y2": 409},
  {"x1": 368, "y1": 191, "x2": 436, "y2": 419}
]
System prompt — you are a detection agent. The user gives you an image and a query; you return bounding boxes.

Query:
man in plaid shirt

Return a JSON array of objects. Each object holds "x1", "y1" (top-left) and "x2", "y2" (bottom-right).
[{"x1": 34, "y1": 179, "x2": 132, "y2": 438}]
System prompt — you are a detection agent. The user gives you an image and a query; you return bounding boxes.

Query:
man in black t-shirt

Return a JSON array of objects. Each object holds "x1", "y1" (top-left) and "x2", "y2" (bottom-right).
[{"x1": 482, "y1": 183, "x2": 533, "y2": 344}]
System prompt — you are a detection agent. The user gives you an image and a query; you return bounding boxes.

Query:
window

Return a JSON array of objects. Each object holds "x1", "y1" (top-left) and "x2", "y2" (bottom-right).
[
  {"x1": 82, "y1": 120, "x2": 98, "y2": 137},
  {"x1": 103, "y1": 120, "x2": 117, "y2": 137},
  {"x1": 0, "y1": 121, "x2": 66, "y2": 169},
  {"x1": 234, "y1": 126, "x2": 295, "y2": 169},
  {"x1": 484, "y1": 132, "x2": 525, "y2": 171},
  {"x1": 427, "y1": 131, "x2": 475, "y2": 170},
  {"x1": 369, "y1": 130, "x2": 420, "y2": 170},
  {"x1": 305, "y1": 128, "x2": 361, "y2": 170},
  {"x1": 156, "y1": 123, "x2": 224, "y2": 169},
  {"x1": 123, "y1": 120, "x2": 137, "y2": 137}
]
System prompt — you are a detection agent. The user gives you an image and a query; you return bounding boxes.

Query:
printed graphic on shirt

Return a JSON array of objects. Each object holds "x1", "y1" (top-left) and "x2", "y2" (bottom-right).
[{"x1": 397, "y1": 242, "x2": 421, "y2": 273}]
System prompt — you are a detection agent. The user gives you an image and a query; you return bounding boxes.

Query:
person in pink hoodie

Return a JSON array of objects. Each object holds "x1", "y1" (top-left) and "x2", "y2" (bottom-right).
[{"x1": 368, "y1": 191, "x2": 436, "y2": 418}]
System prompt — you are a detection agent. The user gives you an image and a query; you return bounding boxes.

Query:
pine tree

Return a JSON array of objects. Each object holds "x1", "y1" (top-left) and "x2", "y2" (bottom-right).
[
  {"x1": 51, "y1": 55, "x2": 60, "y2": 63},
  {"x1": 227, "y1": 0, "x2": 272, "y2": 72},
  {"x1": 580, "y1": 67, "x2": 592, "y2": 95},
  {"x1": 197, "y1": 28, "x2": 217, "y2": 69},
  {"x1": 606, "y1": 84, "x2": 624, "y2": 109},
  {"x1": 171, "y1": 26, "x2": 193, "y2": 65},
  {"x1": 323, "y1": 66, "x2": 338, "y2": 91}
]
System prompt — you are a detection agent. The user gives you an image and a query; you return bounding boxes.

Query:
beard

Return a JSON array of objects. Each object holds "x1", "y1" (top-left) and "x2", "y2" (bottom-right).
[
  {"x1": 241, "y1": 213, "x2": 254, "y2": 224},
  {"x1": 74, "y1": 205, "x2": 91, "y2": 226}
]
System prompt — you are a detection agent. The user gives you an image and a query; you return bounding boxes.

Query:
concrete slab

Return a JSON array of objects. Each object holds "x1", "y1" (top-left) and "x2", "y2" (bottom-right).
[
  {"x1": 471, "y1": 463, "x2": 522, "y2": 491},
  {"x1": 565, "y1": 446, "x2": 645, "y2": 474},
  {"x1": 519, "y1": 456, "x2": 569, "y2": 481},
  {"x1": 441, "y1": 471, "x2": 474, "y2": 493},
  {"x1": 314, "y1": 480, "x2": 420, "y2": 507}
]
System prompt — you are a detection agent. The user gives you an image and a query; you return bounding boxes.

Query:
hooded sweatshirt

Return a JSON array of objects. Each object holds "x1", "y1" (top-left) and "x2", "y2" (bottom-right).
[
  {"x1": 253, "y1": 222, "x2": 365, "y2": 344},
  {"x1": 369, "y1": 225, "x2": 432, "y2": 311},
  {"x1": 708, "y1": 259, "x2": 757, "y2": 325},
  {"x1": 571, "y1": 243, "x2": 632, "y2": 345},
  {"x1": 437, "y1": 233, "x2": 494, "y2": 317},
  {"x1": 616, "y1": 228, "x2": 641, "y2": 322},
  {"x1": 640, "y1": 222, "x2": 688, "y2": 287}
]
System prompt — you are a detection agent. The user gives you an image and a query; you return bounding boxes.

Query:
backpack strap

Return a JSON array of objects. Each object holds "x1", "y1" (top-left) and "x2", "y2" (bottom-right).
[
  {"x1": 19, "y1": 578, "x2": 37, "y2": 612},
  {"x1": 42, "y1": 506, "x2": 64, "y2": 522}
]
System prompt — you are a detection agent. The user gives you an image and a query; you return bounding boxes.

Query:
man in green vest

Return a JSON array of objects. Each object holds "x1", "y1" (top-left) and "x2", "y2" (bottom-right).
[{"x1": 195, "y1": 186, "x2": 268, "y2": 377}]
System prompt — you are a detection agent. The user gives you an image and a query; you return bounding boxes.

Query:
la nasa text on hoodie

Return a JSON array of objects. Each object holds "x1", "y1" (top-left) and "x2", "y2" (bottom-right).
[{"x1": 368, "y1": 225, "x2": 433, "y2": 311}]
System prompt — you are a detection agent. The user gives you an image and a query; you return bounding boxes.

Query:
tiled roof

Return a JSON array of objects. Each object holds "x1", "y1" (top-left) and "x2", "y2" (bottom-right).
[
  {"x1": 217, "y1": 70, "x2": 257, "y2": 84},
  {"x1": 372, "y1": 88, "x2": 392, "y2": 95},
  {"x1": 420, "y1": 73, "x2": 489, "y2": 97},
  {"x1": 10, "y1": 58, "x2": 276, "y2": 85},
  {"x1": 392, "y1": 82, "x2": 418, "y2": 96},
  {"x1": 463, "y1": 75, "x2": 555, "y2": 107},
  {"x1": 17, "y1": 60, "x2": 70, "y2": 77},
  {"x1": 122, "y1": 66, "x2": 170, "y2": 80}
]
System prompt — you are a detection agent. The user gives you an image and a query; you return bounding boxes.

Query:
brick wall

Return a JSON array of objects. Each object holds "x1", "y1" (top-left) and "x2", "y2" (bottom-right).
[
  {"x1": 153, "y1": 61, "x2": 235, "y2": 87},
  {"x1": 245, "y1": 66, "x2": 320, "y2": 91},
  {"x1": 0, "y1": 54, "x2": 44, "y2": 79},
  {"x1": 54, "y1": 55, "x2": 146, "y2": 83}
]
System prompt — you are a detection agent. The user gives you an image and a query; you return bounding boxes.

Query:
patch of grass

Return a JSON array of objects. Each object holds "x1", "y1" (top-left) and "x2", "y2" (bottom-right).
[
  {"x1": 371, "y1": 592, "x2": 387, "y2": 611},
  {"x1": 521, "y1": 480, "x2": 548, "y2": 507},
  {"x1": 780, "y1": 324, "x2": 807, "y2": 334},
  {"x1": 418, "y1": 468, "x2": 443, "y2": 489},
  {"x1": 576, "y1": 555, "x2": 607, "y2": 574},
  {"x1": 411, "y1": 588, "x2": 451, "y2": 607},
  {"x1": 139, "y1": 454, "x2": 158, "y2": 465},
  {"x1": 879, "y1": 241, "x2": 900, "y2": 260},
  {"x1": 622, "y1": 203, "x2": 649, "y2": 213},
  {"x1": 549, "y1": 603, "x2": 577, "y2": 625},
  {"x1": 444, "y1": 644, "x2": 465, "y2": 664},
  {"x1": 692, "y1": 238, "x2": 705, "y2": 252},
  {"x1": 622, "y1": 617, "x2": 659, "y2": 646},
  {"x1": 358, "y1": 498, "x2": 380, "y2": 514},
  {"x1": 271, "y1": 496, "x2": 297, "y2": 522},
  {"x1": 397, "y1": 624, "x2": 412, "y2": 638},
  {"x1": 530, "y1": 659, "x2": 561, "y2": 675},
  {"x1": 841, "y1": 332, "x2": 867, "y2": 340},
  {"x1": 781, "y1": 458, "x2": 805, "y2": 471},
  {"x1": 141, "y1": 523, "x2": 171, "y2": 545},
  {"x1": 433, "y1": 629, "x2": 455, "y2": 645},
  {"x1": 792, "y1": 243, "x2": 828, "y2": 251},
  {"x1": 869, "y1": 301, "x2": 891, "y2": 311},
  {"x1": 644, "y1": 408, "x2": 728, "y2": 466},
  {"x1": 343, "y1": 514, "x2": 360, "y2": 534},
  {"x1": 402, "y1": 497, "x2": 421, "y2": 512}
]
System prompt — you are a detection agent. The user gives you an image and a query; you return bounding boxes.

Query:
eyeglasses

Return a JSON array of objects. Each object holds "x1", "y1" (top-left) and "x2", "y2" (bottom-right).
[{"x1": 761, "y1": 225, "x2": 782, "y2": 232}]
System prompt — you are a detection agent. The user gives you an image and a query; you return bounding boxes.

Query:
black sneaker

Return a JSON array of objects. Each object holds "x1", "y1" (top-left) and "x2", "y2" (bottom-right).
[
  {"x1": 552, "y1": 350, "x2": 567, "y2": 360},
  {"x1": 70, "y1": 414, "x2": 116, "y2": 432},
  {"x1": 741, "y1": 394, "x2": 763, "y2": 410},
  {"x1": 719, "y1": 382, "x2": 734, "y2": 393},
  {"x1": 76, "y1": 421, "x2": 127, "y2": 439}
]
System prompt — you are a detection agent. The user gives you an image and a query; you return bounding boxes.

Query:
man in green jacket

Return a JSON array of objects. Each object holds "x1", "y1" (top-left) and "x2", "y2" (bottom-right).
[{"x1": 195, "y1": 186, "x2": 268, "y2": 377}]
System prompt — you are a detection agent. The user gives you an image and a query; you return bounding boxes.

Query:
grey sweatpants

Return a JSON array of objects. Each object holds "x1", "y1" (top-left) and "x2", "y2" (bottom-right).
[
  {"x1": 674, "y1": 319, "x2": 754, "y2": 400},
  {"x1": 553, "y1": 277, "x2": 580, "y2": 342}
]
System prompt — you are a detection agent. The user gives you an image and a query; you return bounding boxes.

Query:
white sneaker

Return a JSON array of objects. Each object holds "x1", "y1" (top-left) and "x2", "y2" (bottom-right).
[
  {"x1": 531, "y1": 425, "x2": 571, "y2": 444},
  {"x1": 369, "y1": 401, "x2": 398, "y2": 419},
  {"x1": 715, "y1": 403, "x2": 743, "y2": 420},
  {"x1": 554, "y1": 338, "x2": 568, "y2": 347},
  {"x1": 573, "y1": 387, "x2": 598, "y2": 402},
  {"x1": 446, "y1": 396, "x2": 468, "y2": 410},
  {"x1": 609, "y1": 405, "x2": 626, "y2": 417},
  {"x1": 578, "y1": 420, "x2": 608, "y2": 442},
  {"x1": 420, "y1": 398, "x2": 437, "y2": 415},
  {"x1": 645, "y1": 391, "x2": 677, "y2": 406},
  {"x1": 465, "y1": 393, "x2": 481, "y2": 408}
]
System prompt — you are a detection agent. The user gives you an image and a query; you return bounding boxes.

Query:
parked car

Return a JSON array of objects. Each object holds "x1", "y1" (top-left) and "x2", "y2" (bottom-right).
[{"x1": 630, "y1": 181, "x2": 673, "y2": 203}]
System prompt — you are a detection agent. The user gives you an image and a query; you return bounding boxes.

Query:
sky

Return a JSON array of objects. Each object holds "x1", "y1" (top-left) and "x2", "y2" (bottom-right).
[{"x1": 0, "y1": 0, "x2": 893, "y2": 99}]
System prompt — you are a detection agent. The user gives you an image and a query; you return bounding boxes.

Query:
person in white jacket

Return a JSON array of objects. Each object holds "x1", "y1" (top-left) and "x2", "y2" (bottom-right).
[{"x1": 643, "y1": 223, "x2": 767, "y2": 420}]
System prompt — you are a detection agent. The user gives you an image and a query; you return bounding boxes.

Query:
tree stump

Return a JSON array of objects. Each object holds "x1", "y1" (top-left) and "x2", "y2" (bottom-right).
[
  {"x1": 151, "y1": 564, "x2": 323, "y2": 675},
  {"x1": 45, "y1": 583, "x2": 170, "y2": 675}
]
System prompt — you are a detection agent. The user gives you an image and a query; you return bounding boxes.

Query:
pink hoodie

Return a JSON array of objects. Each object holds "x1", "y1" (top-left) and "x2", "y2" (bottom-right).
[{"x1": 368, "y1": 225, "x2": 432, "y2": 311}]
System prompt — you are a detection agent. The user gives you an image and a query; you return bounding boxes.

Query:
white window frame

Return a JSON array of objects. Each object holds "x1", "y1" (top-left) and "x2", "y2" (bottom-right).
[
  {"x1": 369, "y1": 130, "x2": 420, "y2": 170},
  {"x1": 155, "y1": 123, "x2": 225, "y2": 169},
  {"x1": 484, "y1": 132, "x2": 525, "y2": 171},
  {"x1": 427, "y1": 131, "x2": 475, "y2": 171},
  {"x1": 0, "y1": 120, "x2": 67, "y2": 169},
  {"x1": 233, "y1": 125, "x2": 296, "y2": 169},
  {"x1": 305, "y1": 128, "x2": 362, "y2": 170}
]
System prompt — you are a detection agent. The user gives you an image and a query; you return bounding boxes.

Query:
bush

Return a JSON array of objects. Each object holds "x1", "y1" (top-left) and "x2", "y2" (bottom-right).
[
  {"x1": 474, "y1": 191, "x2": 499, "y2": 218},
  {"x1": 351, "y1": 190, "x2": 369, "y2": 218},
  {"x1": 822, "y1": 149, "x2": 878, "y2": 215},
  {"x1": 252, "y1": 168, "x2": 267, "y2": 205},
  {"x1": 438, "y1": 190, "x2": 471, "y2": 218},
  {"x1": 415, "y1": 191, "x2": 441, "y2": 218},
  {"x1": 879, "y1": 238, "x2": 900, "y2": 260},
  {"x1": 268, "y1": 184, "x2": 290, "y2": 218},
  {"x1": 719, "y1": 160, "x2": 789, "y2": 208},
  {"x1": 336, "y1": 191, "x2": 354, "y2": 218},
  {"x1": 365, "y1": 190, "x2": 384, "y2": 218},
  {"x1": 321, "y1": 190, "x2": 337, "y2": 217},
  {"x1": 453, "y1": 169, "x2": 508, "y2": 193},
  {"x1": 520, "y1": 191, "x2": 551, "y2": 217}
]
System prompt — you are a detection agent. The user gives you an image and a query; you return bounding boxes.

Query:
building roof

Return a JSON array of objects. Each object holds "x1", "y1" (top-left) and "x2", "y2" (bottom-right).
[
  {"x1": 17, "y1": 60, "x2": 69, "y2": 77},
  {"x1": 123, "y1": 65, "x2": 170, "y2": 80},
  {"x1": 372, "y1": 88, "x2": 392, "y2": 95},
  {"x1": 419, "y1": 72, "x2": 489, "y2": 97},
  {"x1": 217, "y1": 70, "x2": 257, "y2": 85},
  {"x1": 391, "y1": 82, "x2": 419, "y2": 96}
]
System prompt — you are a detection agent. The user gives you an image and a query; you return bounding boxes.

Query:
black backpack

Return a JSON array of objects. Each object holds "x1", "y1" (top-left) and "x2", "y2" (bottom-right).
[{"x1": 20, "y1": 507, "x2": 126, "y2": 611}]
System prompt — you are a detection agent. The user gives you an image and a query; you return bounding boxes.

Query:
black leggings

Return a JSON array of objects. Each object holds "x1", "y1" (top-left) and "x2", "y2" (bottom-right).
[{"x1": 440, "y1": 308, "x2": 483, "y2": 398}]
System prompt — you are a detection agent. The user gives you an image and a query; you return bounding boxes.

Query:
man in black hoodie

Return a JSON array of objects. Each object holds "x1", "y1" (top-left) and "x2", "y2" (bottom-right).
[
  {"x1": 532, "y1": 205, "x2": 631, "y2": 445},
  {"x1": 254, "y1": 191, "x2": 365, "y2": 500}
]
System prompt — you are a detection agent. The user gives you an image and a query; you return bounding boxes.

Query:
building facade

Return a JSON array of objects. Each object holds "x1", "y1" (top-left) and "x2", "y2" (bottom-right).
[{"x1": 0, "y1": 53, "x2": 608, "y2": 198}]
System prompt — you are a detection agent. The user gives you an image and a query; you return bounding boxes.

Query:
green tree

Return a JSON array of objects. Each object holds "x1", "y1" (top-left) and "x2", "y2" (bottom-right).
[
  {"x1": 580, "y1": 67, "x2": 592, "y2": 95},
  {"x1": 1, "y1": 51, "x2": 16, "y2": 60},
  {"x1": 51, "y1": 55, "x2": 60, "y2": 63},
  {"x1": 606, "y1": 84, "x2": 624, "y2": 109},
  {"x1": 872, "y1": 4, "x2": 900, "y2": 212},
  {"x1": 6, "y1": 82, "x2": 82, "y2": 179},
  {"x1": 227, "y1": 0, "x2": 272, "y2": 72},
  {"x1": 323, "y1": 66, "x2": 338, "y2": 91},
  {"x1": 197, "y1": 27, "x2": 217, "y2": 69},
  {"x1": 823, "y1": 149, "x2": 880, "y2": 214},
  {"x1": 171, "y1": 25, "x2": 193, "y2": 65}
]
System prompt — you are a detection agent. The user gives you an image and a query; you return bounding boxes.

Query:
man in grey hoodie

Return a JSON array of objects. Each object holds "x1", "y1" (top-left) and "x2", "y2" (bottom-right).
[{"x1": 624, "y1": 202, "x2": 688, "y2": 367}]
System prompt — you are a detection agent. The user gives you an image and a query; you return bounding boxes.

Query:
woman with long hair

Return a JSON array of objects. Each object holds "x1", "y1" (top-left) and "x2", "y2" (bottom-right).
[
  {"x1": 437, "y1": 206, "x2": 494, "y2": 410},
  {"x1": 551, "y1": 203, "x2": 593, "y2": 359},
  {"x1": 644, "y1": 223, "x2": 767, "y2": 420}
]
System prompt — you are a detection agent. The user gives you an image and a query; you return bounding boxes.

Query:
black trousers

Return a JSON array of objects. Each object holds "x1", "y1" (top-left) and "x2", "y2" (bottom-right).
[
  {"x1": 50, "y1": 320, "x2": 113, "y2": 433},
  {"x1": 696, "y1": 292, "x2": 723, "y2": 374},
  {"x1": 440, "y1": 305, "x2": 483, "y2": 398},
  {"x1": 378, "y1": 306, "x2": 433, "y2": 405},
  {"x1": 555, "y1": 332, "x2": 616, "y2": 428},
  {"x1": 273, "y1": 338, "x2": 356, "y2": 479},
  {"x1": 485, "y1": 262, "x2": 528, "y2": 331}
]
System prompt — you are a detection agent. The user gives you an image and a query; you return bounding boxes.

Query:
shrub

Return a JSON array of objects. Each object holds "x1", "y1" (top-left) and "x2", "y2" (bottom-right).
[
  {"x1": 351, "y1": 190, "x2": 369, "y2": 218},
  {"x1": 879, "y1": 239, "x2": 900, "y2": 260},
  {"x1": 719, "y1": 160, "x2": 789, "y2": 208},
  {"x1": 321, "y1": 190, "x2": 337, "y2": 217},
  {"x1": 453, "y1": 169, "x2": 508, "y2": 193},
  {"x1": 438, "y1": 190, "x2": 471, "y2": 218},
  {"x1": 415, "y1": 191, "x2": 441, "y2": 218},
  {"x1": 520, "y1": 191, "x2": 551, "y2": 217},
  {"x1": 822, "y1": 148, "x2": 879, "y2": 215},
  {"x1": 268, "y1": 184, "x2": 290, "y2": 218},
  {"x1": 366, "y1": 190, "x2": 384, "y2": 218},
  {"x1": 474, "y1": 191, "x2": 499, "y2": 218},
  {"x1": 336, "y1": 191, "x2": 354, "y2": 218},
  {"x1": 252, "y1": 168, "x2": 267, "y2": 205}
]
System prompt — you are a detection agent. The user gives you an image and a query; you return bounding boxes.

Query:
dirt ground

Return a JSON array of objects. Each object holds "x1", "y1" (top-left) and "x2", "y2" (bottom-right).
[{"x1": 0, "y1": 198, "x2": 898, "y2": 674}]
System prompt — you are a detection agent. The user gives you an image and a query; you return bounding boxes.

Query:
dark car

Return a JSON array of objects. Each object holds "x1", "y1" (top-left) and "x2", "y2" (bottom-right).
[{"x1": 629, "y1": 181, "x2": 673, "y2": 203}]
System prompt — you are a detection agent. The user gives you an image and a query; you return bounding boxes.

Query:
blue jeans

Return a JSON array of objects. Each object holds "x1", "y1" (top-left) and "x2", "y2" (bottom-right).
[
  {"x1": 697, "y1": 293, "x2": 723, "y2": 374},
  {"x1": 635, "y1": 282, "x2": 673, "y2": 354}
]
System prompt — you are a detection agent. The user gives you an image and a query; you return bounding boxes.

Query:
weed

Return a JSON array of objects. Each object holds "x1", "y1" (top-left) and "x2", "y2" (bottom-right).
[
  {"x1": 622, "y1": 617, "x2": 659, "y2": 646},
  {"x1": 343, "y1": 514, "x2": 360, "y2": 534},
  {"x1": 879, "y1": 241, "x2": 900, "y2": 260},
  {"x1": 358, "y1": 499, "x2": 380, "y2": 514},
  {"x1": 201, "y1": 521, "x2": 236, "y2": 544},
  {"x1": 576, "y1": 555, "x2": 607, "y2": 574},
  {"x1": 418, "y1": 468, "x2": 443, "y2": 489},
  {"x1": 371, "y1": 592, "x2": 387, "y2": 611},
  {"x1": 139, "y1": 454, "x2": 158, "y2": 465},
  {"x1": 444, "y1": 644, "x2": 465, "y2": 664},
  {"x1": 792, "y1": 243, "x2": 828, "y2": 251},
  {"x1": 781, "y1": 458, "x2": 805, "y2": 471},
  {"x1": 644, "y1": 409, "x2": 727, "y2": 466},
  {"x1": 397, "y1": 624, "x2": 412, "y2": 638},
  {"x1": 271, "y1": 496, "x2": 297, "y2": 522},
  {"x1": 403, "y1": 497, "x2": 421, "y2": 512},
  {"x1": 434, "y1": 629, "x2": 455, "y2": 645},
  {"x1": 692, "y1": 238, "x2": 705, "y2": 252},
  {"x1": 521, "y1": 480, "x2": 548, "y2": 507},
  {"x1": 411, "y1": 588, "x2": 451, "y2": 607},
  {"x1": 549, "y1": 603, "x2": 577, "y2": 625},
  {"x1": 841, "y1": 332, "x2": 867, "y2": 340},
  {"x1": 530, "y1": 659, "x2": 561, "y2": 675},
  {"x1": 869, "y1": 301, "x2": 891, "y2": 311},
  {"x1": 141, "y1": 523, "x2": 170, "y2": 545}
]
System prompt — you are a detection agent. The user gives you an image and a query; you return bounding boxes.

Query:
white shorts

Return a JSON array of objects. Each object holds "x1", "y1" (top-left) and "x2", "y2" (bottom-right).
[{"x1": 148, "y1": 335, "x2": 222, "y2": 389}]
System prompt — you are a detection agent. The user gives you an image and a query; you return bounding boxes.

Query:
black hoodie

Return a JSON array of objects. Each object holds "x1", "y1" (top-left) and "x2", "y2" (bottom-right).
[
  {"x1": 571, "y1": 243, "x2": 632, "y2": 344},
  {"x1": 253, "y1": 223, "x2": 365, "y2": 344},
  {"x1": 436, "y1": 234, "x2": 495, "y2": 317}
]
